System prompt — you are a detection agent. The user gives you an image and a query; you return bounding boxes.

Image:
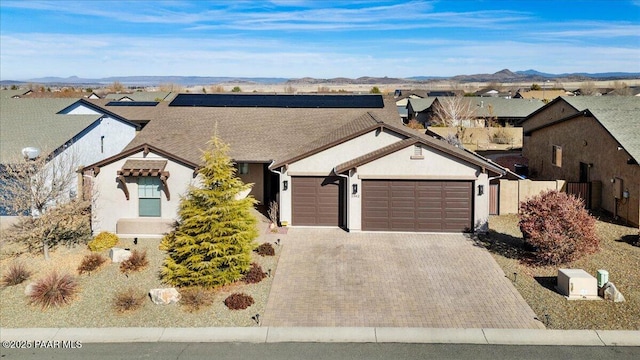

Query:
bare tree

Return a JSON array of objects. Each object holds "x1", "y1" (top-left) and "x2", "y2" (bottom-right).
[
  {"x1": 159, "y1": 83, "x2": 183, "y2": 92},
  {"x1": 611, "y1": 80, "x2": 631, "y2": 96},
  {"x1": 210, "y1": 85, "x2": 225, "y2": 93},
  {"x1": 0, "y1": 147, "x2": 89, "y2": 259},
  {"x1": 430, "y1": 96, "x2": 477, "y2": 147},
  {"x1": 580, "y1": 80, "x2": 597, "y2": 96},
  {"x1": 108, "y1": 81, "x2": 125, "y2": 93},
  {"x1": 284, "y1": 85, "x2": 297, "y2": 94}
]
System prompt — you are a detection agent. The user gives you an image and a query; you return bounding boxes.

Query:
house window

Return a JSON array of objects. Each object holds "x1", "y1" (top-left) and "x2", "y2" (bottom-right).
[
  {"x1": 138, "y1": 177, "x2": 161, "y2": 217},
  {"x1": 552, "y1": 145, "x2": 562, "y2": 167},
  {"x1": 238, "y1": 163, "x2": 249, "y2": 175}
]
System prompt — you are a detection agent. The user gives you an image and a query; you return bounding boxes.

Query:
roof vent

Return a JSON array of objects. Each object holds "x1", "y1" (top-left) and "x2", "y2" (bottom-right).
[{"x1": 22, "y1": 147, "x2": 41, "y2": 160}]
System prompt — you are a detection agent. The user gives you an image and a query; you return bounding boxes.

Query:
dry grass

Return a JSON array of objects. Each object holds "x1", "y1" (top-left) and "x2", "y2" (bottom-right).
[
  {"x1": 483, "y1": 214, "x2": 640, "y2": 330},
  {"x1": 0, "y1": 211, "x2": 282, "y2": 327}
]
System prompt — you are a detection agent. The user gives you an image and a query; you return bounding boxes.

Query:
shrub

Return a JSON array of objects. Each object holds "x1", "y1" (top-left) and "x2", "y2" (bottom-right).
[
  {"x1": 406, "y1": 119, "x2": 425, "y2": 130},
  {"x1": 256, "y1": 242, "x2": 275, "y2": 257},
  {"x1": 29, "y1": 272, "x2": 78, "y2": 309},
  {"x1": 224, "y1": 293, "x2": 254, "y2": 310},
  {"x1": 519, "y1": 190, "x2": 599, "y2": 265},
  {"x1": 242, "y1": 263, "x2": 266, "y2": 284},
  {"x1": 180, "y1": 287, "x2": 214, "y2": 312},
  {"x1": 88, "y1": 231, "x2": 119, "y2": 252},
  {"x1": 113, "y1": 288, "x2": 146, "y2": 313},
  {"x1": 267, "y1": 200, "x2": 279, "y2": 226},
  {"x1": 1, "y1": 262, "x2": 31, "y2": 286},
  {"x1": 77, "y1": 253, "x2": 107, "y2": 275},
  {"x1": 120, "y1": 249, "x2": 149, "y2": 273}
]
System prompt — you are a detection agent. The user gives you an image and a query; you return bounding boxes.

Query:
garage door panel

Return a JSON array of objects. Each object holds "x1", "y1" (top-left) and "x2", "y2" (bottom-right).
[
  {"x1": 362, "y1": 180, "x2": 472, "y2": 232},
  {"x1": 292, "y1": 177, "x2": 342, "y2": 226}
]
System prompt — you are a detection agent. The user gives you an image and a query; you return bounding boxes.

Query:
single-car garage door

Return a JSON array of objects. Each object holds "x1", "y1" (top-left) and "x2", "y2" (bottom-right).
[
  {"x1": 292, "y1": 176, "x2": 343, "y2": 226},
  {"x1": 362, "y1": 180, "x2": 472, "y2": 232}
]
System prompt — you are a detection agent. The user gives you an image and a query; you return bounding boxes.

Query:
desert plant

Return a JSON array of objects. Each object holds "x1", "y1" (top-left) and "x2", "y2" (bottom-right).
[
  {"x1": 180, "y1": 287, "x2": 214, "y2": 312},
  {"x1": 224, "y1": 293, "x2": 254, "y2": 310},
  {"x1": 256, "y1": 242, "x2": 275, "y2": 256},
  {"x1": 1, "y1": 262, "x2": 31, "y2": 286},
  {"x1": 29, "y1": 272, "x2": 78, "y2": 309},
  {"x1": 242, "y1": 263, "x2": 266, "y2": 284},
  {"x1": 519, "y1": 190, "x2": 599, "y2": 265},
  {"x1": 88, "y1": 231, "x2": 119, "y2": 252},
  {"x1": 267, "y1": 200, "x2": 279, "y2": 226},
  {"x1": 77, "y1": 253, "x2": 107, "y2": 275},
  {"x1": 406, "y1": 119, "x2": 425, "y2": 130},
  {"x1": 113, "y1": 288, "x2": 146, "y2": 313},
  {"x1": 120, "y1": 249, "x2": 149, "y2": 273}
]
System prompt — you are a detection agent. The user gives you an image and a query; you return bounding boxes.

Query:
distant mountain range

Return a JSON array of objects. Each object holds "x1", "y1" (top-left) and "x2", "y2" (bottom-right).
[{"x1": 2, "y1": 69, "x2": 639, "y2": 87}]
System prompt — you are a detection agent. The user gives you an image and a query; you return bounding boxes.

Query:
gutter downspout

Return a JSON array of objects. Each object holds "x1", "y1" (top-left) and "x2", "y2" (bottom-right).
[
  {"x1": 268, "y1": 160, "x2": 285, "y2": 222},
  {"x1": 333, "y1": 167, "x2": 351, "y2": 231}
]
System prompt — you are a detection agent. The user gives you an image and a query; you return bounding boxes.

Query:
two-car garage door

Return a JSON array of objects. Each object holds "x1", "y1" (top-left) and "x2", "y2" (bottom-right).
[
  {"x1": 361, "y1": 180, "x2": 473, "y2": 232},
  {"x1": 291, "y1": 177, "x2": 473, "y2": 232}
]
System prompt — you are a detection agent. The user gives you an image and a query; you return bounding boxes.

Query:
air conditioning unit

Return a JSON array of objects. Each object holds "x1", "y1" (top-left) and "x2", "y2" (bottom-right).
[{"x1": 556, "y1": 269, "x2": 599, "y2": 300}]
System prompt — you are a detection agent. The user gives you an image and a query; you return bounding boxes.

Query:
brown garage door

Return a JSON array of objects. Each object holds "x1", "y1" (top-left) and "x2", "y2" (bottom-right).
[
  {"x1": 292, "y1": 176, "x2": 343, "y2": 226},
  {"x1": 362, "y1": 180, "x2": 472, "y2": 232}
]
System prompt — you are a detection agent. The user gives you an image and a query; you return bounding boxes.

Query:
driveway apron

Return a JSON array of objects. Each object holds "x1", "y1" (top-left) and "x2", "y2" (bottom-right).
[{"x1": 261, "y1": 229, "x2": 544, "y2": 329}]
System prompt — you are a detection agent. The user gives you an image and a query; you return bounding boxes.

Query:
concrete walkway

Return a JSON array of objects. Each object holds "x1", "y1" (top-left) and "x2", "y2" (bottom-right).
[
  {"x1": 261, "y1": 229, "x2": 543, "y2": 329},
  {"x1": 2, "y1": 327, "x2": 639, "y2": 346}
]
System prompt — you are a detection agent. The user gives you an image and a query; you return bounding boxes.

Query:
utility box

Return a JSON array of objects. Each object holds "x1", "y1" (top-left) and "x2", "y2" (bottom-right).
[
  {"x1": 557, "y1": 269, "x2": 599, "y2": 300},
  {"x1": 597, "y1": 270, "x2": 609, "y2": 288}
]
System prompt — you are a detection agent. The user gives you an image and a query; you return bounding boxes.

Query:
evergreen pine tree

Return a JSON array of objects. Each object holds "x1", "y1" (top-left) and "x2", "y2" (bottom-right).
[{"x1": 160, "y1": 136, "x2": 258, "y2": 288}]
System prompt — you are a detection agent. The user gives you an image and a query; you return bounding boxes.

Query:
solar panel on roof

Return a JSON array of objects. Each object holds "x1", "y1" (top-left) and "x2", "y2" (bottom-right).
[
  {"x1": 168, "y1": 94, "x2": 384, "y2": 108},
  {"x1": 106, "y1": 101, "x2": 159, "y2": 106}
]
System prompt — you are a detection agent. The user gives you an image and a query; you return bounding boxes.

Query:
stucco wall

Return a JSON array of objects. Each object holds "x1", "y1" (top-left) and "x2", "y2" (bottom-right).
[
  {"x1": 91, "y1": 151, "x2": 195, "y2": 234},
  {"x1": 351, "y1": 144, "x2": 487, "y2": 231},
  {"x1": 280, "y1": 129, "x2": 403, "y2": 225},
  {"x1": 237, "y1": 163, "x2": 264, "y2": 204},
  {"x1": 525, "y1": 115, "x2": 639, "y2": 226}
]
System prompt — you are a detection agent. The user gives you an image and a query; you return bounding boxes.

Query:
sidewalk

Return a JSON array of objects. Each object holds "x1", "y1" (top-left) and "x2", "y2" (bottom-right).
[{"x1": 2, "y1": 327, "x2": 639, "y2": 346}]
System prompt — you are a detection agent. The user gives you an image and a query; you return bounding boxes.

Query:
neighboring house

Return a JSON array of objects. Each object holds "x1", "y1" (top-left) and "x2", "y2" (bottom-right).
[
  {"x1": 394, "y1": 90, "x2": 428, "y2": 122},
  {"x1": 104, "y1": 91, "x2": 175, "y2": 102},
  {"x1": 514, "y1": 89, "x2": 571, "y2": 102},
  {"x1": 407, "y1": 97, "x2": 544, "y2": 127},
  {"x1": 83, "y1": 94, "x2": 505, "y2": 236},
  {"x1": 1, "y1": 89, "x2": 33, "y2": 99},
  {"x1": 0, "y1": 98, "x2": 139, "y2": 218},
  {"x1": 522, "y1": 96, "x2": 640, "y2": 228}
]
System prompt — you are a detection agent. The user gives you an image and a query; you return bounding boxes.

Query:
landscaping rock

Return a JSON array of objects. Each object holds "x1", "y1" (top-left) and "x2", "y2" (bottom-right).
[
  {"x1": 149, "y1": 288, "x2": 181, "y2": 305},
  {"x1": 109, "y1": 247, "x2": 132, "y2": 263},
  {"x1": 603, "y1": 282, "x2": 625, "y2": 302},
  {"x1": 24, "y1": 282, "x2": 36, "y2": 296}
]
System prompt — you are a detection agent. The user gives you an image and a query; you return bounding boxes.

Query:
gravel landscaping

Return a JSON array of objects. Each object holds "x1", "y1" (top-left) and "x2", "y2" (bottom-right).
[
  {"x1": 0, "y1": 214, "x2": 282, "y2": 328},
  {"x1": 483, "y1": 214, "x2": 640, "y2": 330}
]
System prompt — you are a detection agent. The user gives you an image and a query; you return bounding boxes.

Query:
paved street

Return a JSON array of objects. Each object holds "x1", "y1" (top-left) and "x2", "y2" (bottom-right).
[
  {"x1": 261, "y1": 229, "x2": 544, "y2": 328},
  {"x1": 3, "y1": 343, "x2": 638, "y2": 360}
]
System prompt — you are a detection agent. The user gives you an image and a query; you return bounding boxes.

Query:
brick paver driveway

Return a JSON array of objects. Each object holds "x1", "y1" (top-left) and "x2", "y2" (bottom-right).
[{"x1": 261, "y1": 229, "x2": 544, "y2": 329}]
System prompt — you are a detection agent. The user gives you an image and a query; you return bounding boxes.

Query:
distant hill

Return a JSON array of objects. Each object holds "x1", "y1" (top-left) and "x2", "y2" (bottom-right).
[{"x1": 1, "y1": 69, "x2": 638, "y2": 87}]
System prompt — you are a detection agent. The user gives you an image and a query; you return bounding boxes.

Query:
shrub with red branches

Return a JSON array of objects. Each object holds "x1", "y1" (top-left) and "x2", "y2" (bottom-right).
[{"x1": 519, "y1": 190, "x2": 599, "y2": 265}]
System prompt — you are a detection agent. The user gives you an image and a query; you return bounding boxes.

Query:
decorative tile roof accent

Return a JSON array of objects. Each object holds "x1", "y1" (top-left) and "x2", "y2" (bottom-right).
[{"x1": 119, "y1": 159, "x2": 167, "y2": 176}]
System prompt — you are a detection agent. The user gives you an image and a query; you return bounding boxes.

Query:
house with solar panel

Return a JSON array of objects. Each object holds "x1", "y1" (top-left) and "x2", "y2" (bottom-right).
[
  {"x1": 83, "y1": 93, "x2": 507, "y2": 236},
  {"x1": 0, "y1": 97, "x2": 138, "y2": 224}
]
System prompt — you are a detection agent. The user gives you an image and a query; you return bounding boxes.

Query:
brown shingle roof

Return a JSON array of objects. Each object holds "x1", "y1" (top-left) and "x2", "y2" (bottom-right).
[{"x1": 121, "y1": 96, "x2": 401, "y2": 164}]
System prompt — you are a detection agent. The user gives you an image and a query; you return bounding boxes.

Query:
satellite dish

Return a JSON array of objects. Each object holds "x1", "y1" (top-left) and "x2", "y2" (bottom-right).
[{"x1": 21, "y1": 147, "x2": 41, "y2": 160}]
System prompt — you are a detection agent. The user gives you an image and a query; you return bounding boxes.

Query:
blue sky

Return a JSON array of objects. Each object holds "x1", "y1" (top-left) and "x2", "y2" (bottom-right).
[{"x1": 1, "y1": 0, "x2": 639, "y2": 80}]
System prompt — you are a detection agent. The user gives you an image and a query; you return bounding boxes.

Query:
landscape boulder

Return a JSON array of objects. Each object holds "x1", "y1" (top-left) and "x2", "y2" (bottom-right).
[
  {"x1": 109, "y1": 247, "x2": 132, "y2": 263},
  {"x1": 149, "y1": 288, "x2": 181, "y2": 305},
  {"x1": 24, "y1": 282, "x2": 36, "y2": 296},
  {"x1": 602, "y1": 282, "x2": 625, "y2": 302}
]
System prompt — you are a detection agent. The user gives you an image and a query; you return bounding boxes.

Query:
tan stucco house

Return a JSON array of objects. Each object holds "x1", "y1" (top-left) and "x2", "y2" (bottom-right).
[
  {"x1": 83, "y1": 94, "x2": 506, "y2": 236},
  {"x1": 522, "y1": 96, "x2": 640, "y2": 228}
]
